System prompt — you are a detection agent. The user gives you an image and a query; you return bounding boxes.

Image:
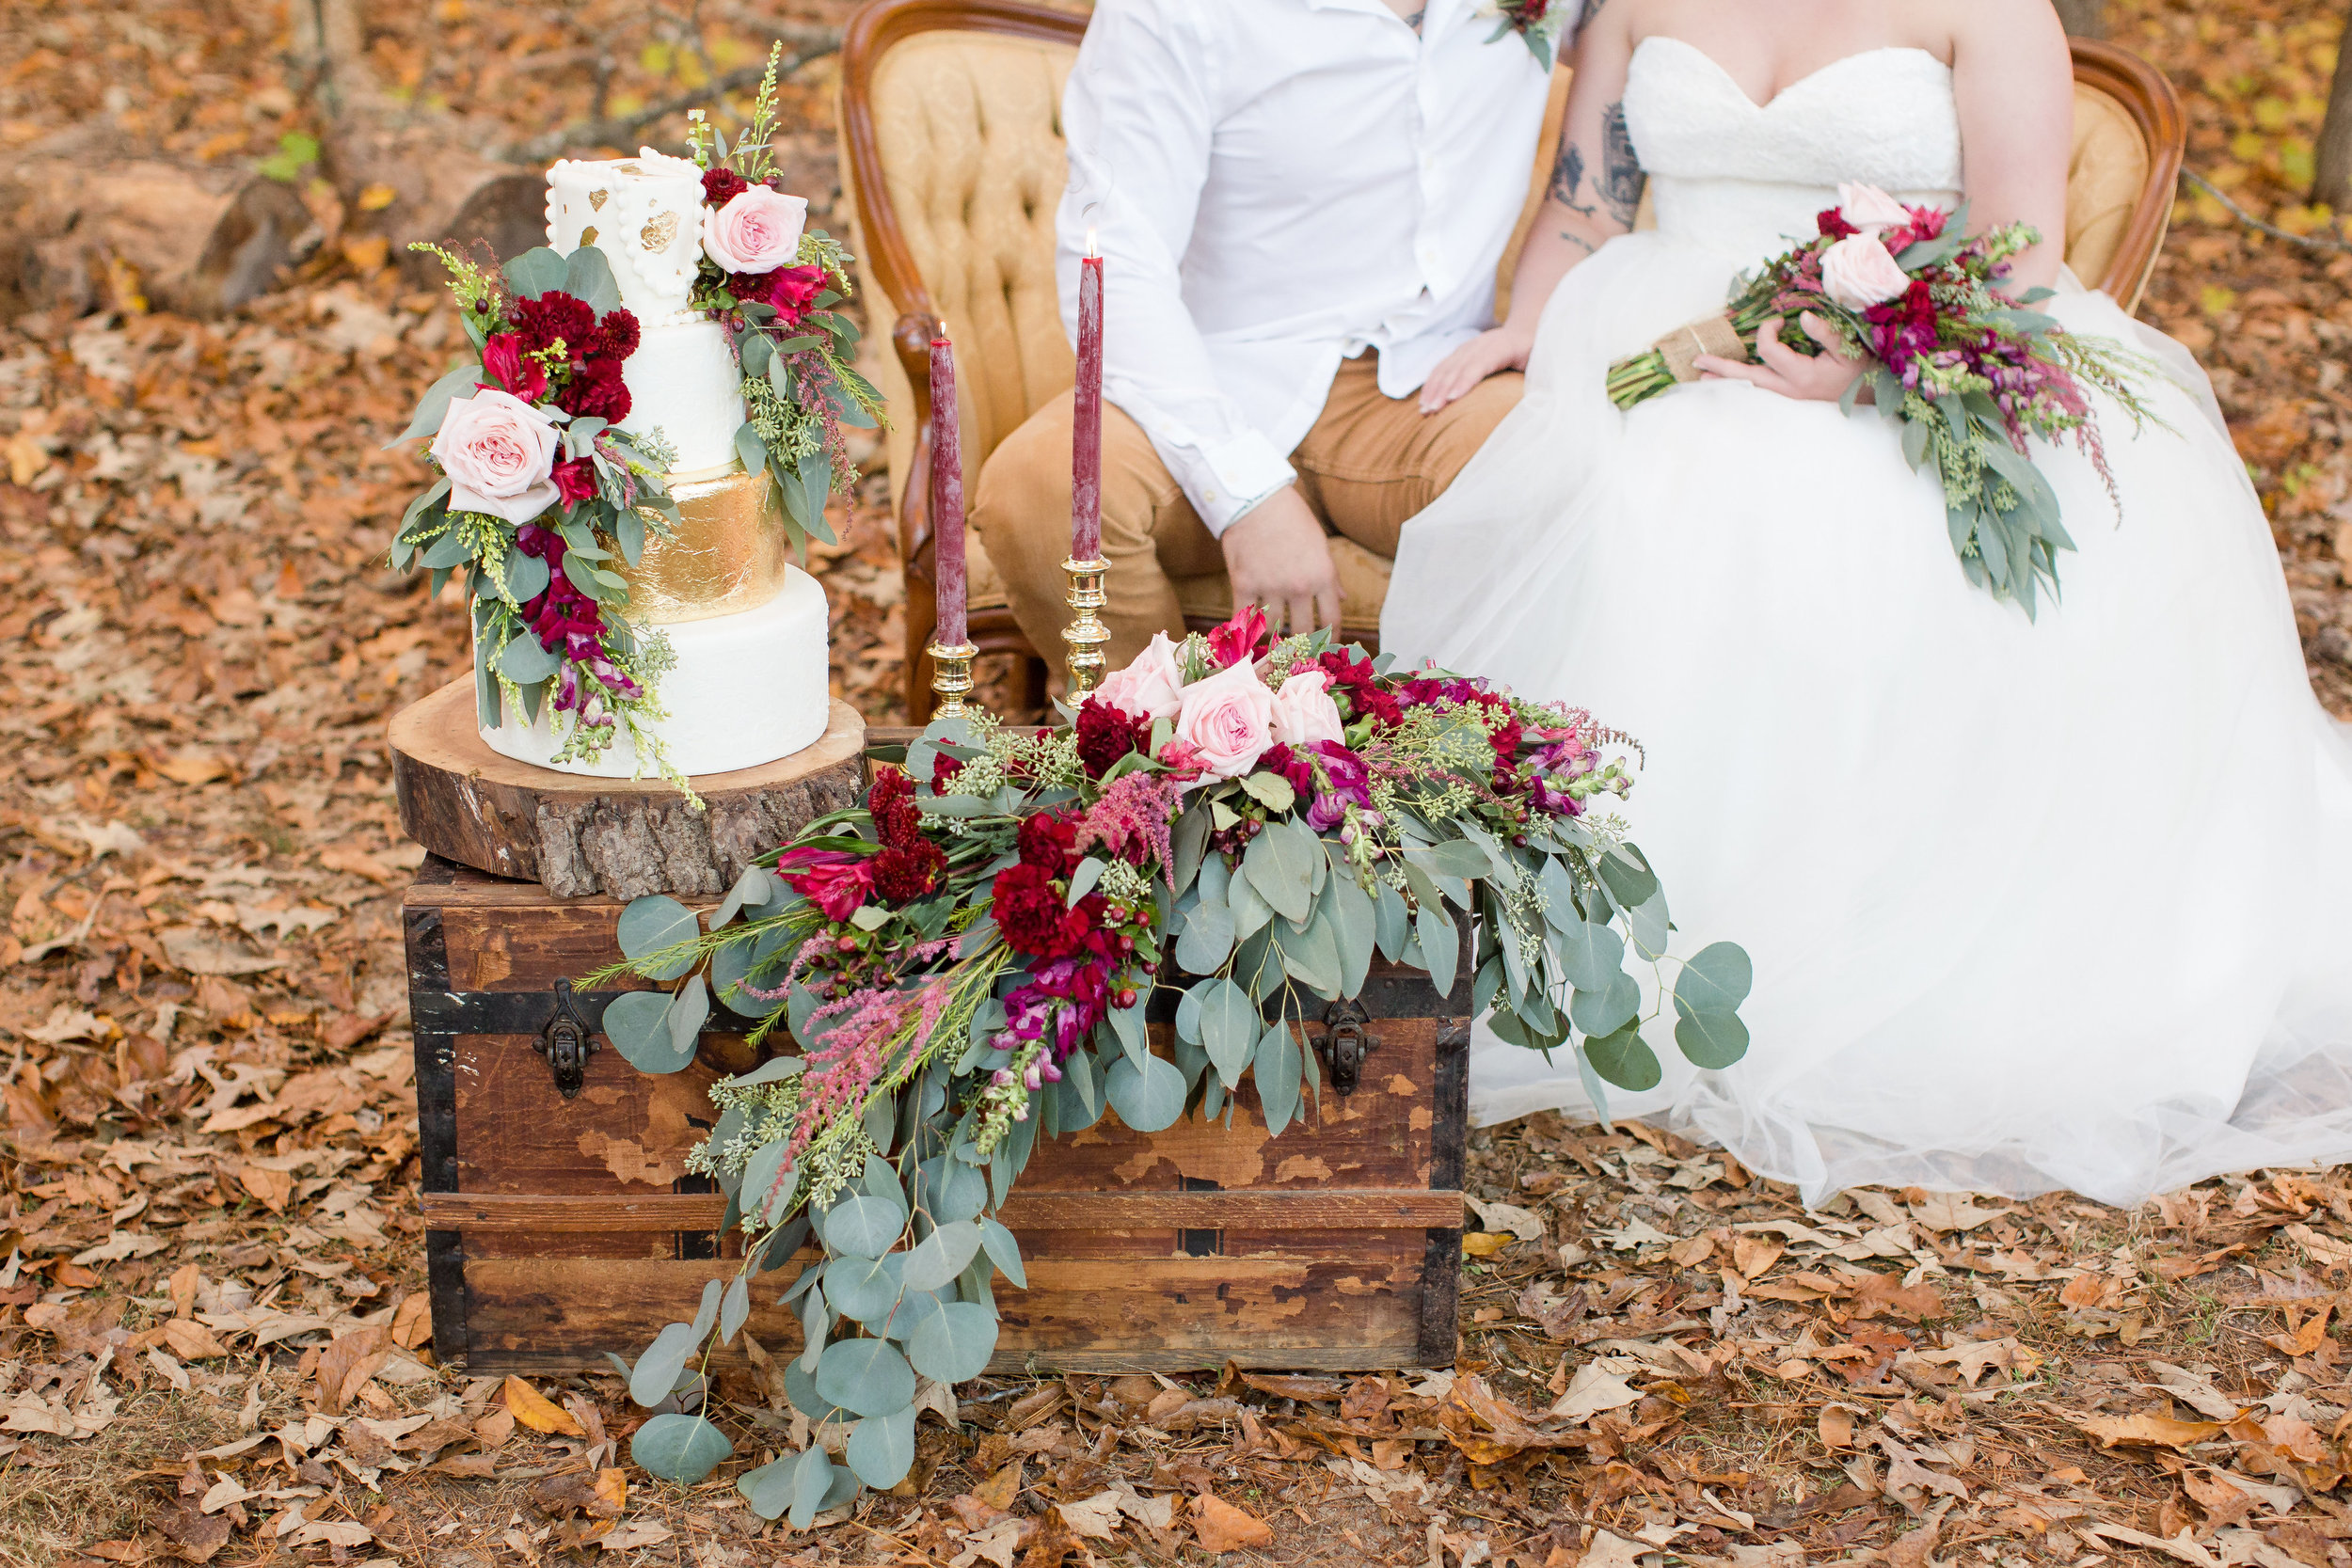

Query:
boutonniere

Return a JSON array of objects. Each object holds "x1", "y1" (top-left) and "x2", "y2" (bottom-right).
[{"x1": 1480, "y1": 0, "x2": 1569, "y2": 70}]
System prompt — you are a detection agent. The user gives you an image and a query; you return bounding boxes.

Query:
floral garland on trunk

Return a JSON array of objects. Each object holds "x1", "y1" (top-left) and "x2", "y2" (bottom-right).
[{"x1": 581, "y1": 611, "x2": 1753, "y2": 1520}]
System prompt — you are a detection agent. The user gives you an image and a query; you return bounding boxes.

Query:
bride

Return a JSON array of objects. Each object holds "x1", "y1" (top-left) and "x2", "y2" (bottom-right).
[{"x1": 1385, "y1": 0, "x2": 2352, "y2": 1206}]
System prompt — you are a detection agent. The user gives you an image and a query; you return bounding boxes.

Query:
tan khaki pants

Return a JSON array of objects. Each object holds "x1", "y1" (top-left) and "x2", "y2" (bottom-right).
[{"x1": 971, "y1": 353, "x2": 1523, "y2": 669}]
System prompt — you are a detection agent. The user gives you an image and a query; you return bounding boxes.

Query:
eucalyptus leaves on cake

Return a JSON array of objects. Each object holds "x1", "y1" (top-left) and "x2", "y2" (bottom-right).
[{"x1": 580, "y1": 612, "x2": 1752, "y2": 1521}]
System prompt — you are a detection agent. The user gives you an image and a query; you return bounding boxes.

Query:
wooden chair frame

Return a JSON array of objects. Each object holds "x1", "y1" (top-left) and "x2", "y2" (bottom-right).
[
  {"x1": 841, "y1": 8, "x2": 2186, "y2": 720},
  {"x1": 2068, "y1": 38, "x2": 2186, "y2": 315},
  {"x1": 840, "y1": 0, "x2": 1082, "y2": 721}
]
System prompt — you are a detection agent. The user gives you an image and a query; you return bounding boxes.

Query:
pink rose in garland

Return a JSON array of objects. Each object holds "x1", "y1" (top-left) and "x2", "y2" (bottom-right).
[
  {"x1": 1173, "y1": 658, "x2": 1277, "y2": 780},
  {"x1": 1267, "y1": 668, "x2": 1345, "y2": 748},
  {"x1": 1096, "y1": 631, "x2": 1185, "y2": 722},
  {"x1": 702, "y1": 186, "x2": 809, "y2": 274},
  {"x1": 431, "y1": 388, "x2": 561, "y2": 524}
]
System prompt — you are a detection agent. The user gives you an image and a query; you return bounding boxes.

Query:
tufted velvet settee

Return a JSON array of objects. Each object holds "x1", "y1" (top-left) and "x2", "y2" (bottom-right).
[{"x1": 838, "y1": 0, "x2": 2187, "y2": 719}]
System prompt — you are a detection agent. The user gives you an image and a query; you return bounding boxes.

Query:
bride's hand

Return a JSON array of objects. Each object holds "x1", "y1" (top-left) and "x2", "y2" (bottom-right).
[
  {"x1": 1695, "y1": 313, "x2": 1867, "y2": 403},
  {"x1": 1419, "y1": 325, "x2": 1532, "y2": 415}
]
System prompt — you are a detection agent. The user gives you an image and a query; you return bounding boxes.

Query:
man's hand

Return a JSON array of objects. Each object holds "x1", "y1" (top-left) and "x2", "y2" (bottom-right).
[{"x1": 1221, "y1": 486, "x2": 1342, "y2": 637}]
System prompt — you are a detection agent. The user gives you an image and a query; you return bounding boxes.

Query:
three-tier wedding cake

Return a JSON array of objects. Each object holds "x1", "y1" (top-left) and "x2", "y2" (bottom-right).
[{"x1": 475, "y1": 149, "x2": 831, "y2": 780}]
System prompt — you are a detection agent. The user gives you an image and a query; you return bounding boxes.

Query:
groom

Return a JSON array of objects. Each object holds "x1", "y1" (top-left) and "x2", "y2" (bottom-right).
[{"x1": 970, "y1": 0, "x2": 1561, "y2": 669}]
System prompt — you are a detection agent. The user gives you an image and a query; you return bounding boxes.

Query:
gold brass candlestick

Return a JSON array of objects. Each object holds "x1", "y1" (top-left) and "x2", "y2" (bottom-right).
[
  {"x1": 926, "y1": 637, "x2": 978, "y2": 719},
  {"x1": 1062, "y1": 556, "x2": 1110, "y2": 696}
]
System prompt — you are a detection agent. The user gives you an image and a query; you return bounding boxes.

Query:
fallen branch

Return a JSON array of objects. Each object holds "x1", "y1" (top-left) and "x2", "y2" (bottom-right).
[{"x1": 2180, "y1": 167, "x2": 2352, "y2": 255}]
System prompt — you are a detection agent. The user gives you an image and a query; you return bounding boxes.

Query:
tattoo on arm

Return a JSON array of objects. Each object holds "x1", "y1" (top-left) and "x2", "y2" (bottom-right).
[
  {"x1": 1558, "y1": 230, "x2": 1597, "y2": 256},
  {"x1": 1548, "y1": 142, "x2": 1597, "y2": 217},
  {"x1": 1404, "y1": 8, "x2": 1424, "y2": 30},
  {"x1": 1578, "y1": 0, "x2": 1611, "y2": 25},
  {"x1": 1598, "y1": 102, "x2": 1645, "y2": 227}
]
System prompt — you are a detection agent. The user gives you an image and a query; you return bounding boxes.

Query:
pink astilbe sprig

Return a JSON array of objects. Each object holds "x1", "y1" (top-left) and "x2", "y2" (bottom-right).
[{"x1": 1073, "y1": 772, "x2": 1182, "y2": 871}]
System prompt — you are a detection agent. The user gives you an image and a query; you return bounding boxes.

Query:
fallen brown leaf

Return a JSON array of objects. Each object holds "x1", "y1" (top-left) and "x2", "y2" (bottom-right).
[
  {"x1": 314, "y1": 1324, "x2": 390, "y2": 1415},
  {"x1": 502, "y1": 1374, "x2": 587, "y2": 1436},
  {"x1": 2070, "y1": 1409, "x2": 2227, "y2": 1450},
  {"x1": 237, "y1": 1164, "x2": 293, "y2": 1212},
  {"x1": 389, "y1": 1290, "x2": 432, "y2": 1350},
  {"x1": 971, "y1": 1458, "x2": 1024, "y2": 1513},
  {"x1": 1189, "y1": 1493, "x2": 1275, "y2": 1554}
]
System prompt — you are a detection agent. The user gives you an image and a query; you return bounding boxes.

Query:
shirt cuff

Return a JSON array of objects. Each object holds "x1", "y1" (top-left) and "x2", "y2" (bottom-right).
[{"x1": 1185, "y1": 430, "x2": 1297, "y2": 536}]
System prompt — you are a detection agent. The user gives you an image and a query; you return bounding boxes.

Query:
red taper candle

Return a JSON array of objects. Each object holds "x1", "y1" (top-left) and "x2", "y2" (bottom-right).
[
  {"x1": 929, "y1": 321, "x2": 967, "y2": 646},
  {"x1": 1071, "y1": 234, "x2": 1104, "y2": 562}
]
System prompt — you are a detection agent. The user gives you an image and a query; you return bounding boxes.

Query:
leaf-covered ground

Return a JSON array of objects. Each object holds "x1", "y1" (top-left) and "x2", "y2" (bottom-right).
[{"x1": 3, "y1": 0, "x2": 2350, "y2": 1563}]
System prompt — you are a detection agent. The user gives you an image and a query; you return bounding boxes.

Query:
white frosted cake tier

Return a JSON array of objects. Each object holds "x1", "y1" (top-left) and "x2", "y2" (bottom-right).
[
  {"x1": 479, "y1": 567, "x2": 831, "y2": 780},
  {"x1": 546, "y1": 148, "x2": 706, "y2": 319},
  {"x1": 620, "y1": 317, "x2": 745, "y2": 473}
]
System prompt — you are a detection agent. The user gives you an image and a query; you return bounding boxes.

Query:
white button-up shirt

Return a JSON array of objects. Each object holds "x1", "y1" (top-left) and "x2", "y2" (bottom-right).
[{"x1": 1057, "y1": 0, "x2": 1555, "y2": 535}]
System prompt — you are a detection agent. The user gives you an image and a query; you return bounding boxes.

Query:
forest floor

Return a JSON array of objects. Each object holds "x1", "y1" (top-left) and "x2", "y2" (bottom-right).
[{"x1": 4, "y1": 0, "x2": 2352, "y2": 1564}]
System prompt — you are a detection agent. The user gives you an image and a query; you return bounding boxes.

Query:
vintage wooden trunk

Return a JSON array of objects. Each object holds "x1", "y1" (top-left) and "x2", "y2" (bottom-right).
[{"x1": 405, "y1": 856, "x2": 1470, "y2": 1375}]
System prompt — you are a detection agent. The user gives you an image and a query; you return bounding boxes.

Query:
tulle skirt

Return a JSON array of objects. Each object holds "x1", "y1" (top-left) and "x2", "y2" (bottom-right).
[{"x1": 1384, "y1": 231, "x2": 2352, "y2": 1207}]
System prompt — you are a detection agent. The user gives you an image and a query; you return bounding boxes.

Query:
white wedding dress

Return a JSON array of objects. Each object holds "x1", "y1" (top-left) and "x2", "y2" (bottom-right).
[{"x1": 1386, "y1": 39, "x2": 2352, "y2": 1206}]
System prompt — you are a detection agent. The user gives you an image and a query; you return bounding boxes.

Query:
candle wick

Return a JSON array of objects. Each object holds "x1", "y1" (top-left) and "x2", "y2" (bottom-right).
[{"x1": 1085, "y1": 228, "x2": 1100, "y2": 259}]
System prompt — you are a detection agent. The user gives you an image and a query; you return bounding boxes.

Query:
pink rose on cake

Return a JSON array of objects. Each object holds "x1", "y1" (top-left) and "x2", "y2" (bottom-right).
[
  {"x1": 1173, "y1": 659, "x2": 1277, "y2": 780},
  {"x1": 702, "y1": 186, "x2": 809, "y2": 275},
  {"x1": 432, "y1": 388, "x2": 562, "y2": 525}
]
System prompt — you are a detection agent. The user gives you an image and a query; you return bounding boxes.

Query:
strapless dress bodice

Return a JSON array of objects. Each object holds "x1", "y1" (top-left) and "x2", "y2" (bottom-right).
[{"x1": 1623, "y1": 38, "x2": 1964, "y2": 263}]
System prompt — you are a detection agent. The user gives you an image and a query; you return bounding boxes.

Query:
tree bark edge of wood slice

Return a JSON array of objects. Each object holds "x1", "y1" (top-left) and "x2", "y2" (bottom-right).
[{"x1": 390, "y1": 677, "x2": 868, "y2": 900}]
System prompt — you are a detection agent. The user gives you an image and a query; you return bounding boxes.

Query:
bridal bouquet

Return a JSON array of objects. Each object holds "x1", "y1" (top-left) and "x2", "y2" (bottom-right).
[
  {"x1": 390, "y1": 244, "x2": 688, "y2": 780},
  {"x1": 1608, "y1": 183, "x2": 2164, "y2": 614},
  {"x1": 579, "y1": 610, "x2": 1751, "y2": 1520}
]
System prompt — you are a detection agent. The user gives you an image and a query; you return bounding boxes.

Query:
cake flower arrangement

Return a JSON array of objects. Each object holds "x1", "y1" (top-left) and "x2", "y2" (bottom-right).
[
  {"x1": 582, "y1": 610, "x2": 1753, "y2": 1519},
  {"x1": 680, "y1": 45, "x2": 885, "y2": 561},
  {"x1": 389, "y1": 244, "x2": 689, "y2": 778},
  {"x1": 1607, "y1": 182, "x2": 2166, "y2": 615}
]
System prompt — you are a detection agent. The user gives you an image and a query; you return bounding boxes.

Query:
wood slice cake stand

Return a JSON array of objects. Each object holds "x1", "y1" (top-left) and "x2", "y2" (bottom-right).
[{"x1": 390, "y1": 677, "x2": 867, "y2": 899}]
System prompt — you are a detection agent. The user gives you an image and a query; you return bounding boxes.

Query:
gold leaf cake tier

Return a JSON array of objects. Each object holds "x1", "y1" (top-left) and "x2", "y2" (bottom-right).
[{"x1": 624, "y1": 460, "x2": 792, "y2": 626}]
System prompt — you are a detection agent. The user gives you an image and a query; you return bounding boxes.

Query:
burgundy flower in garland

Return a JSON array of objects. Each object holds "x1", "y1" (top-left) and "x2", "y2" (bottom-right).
[
  {"x1": 993, "y1": 864, "x2": 1092, "y2": 960},
  {"x1": 1074, "y1": 696, "x2": 1149, "y2": 778},
  {"x1": 1318, "y1": 649, "x2": 1402, "y2": 728},
  {"x1": 993, "y1": 808, "x2": 1103, "y2": 960},
  {"x1": 1206, "y1": 606, "x2": 1272, "y2": 670},
  {"x1": 866, "y1": 768, "x2": 946, "y2": 904}
]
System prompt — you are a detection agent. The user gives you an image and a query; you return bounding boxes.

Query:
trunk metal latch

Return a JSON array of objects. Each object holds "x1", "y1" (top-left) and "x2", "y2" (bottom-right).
[
  {"x1": 536, "y1": 978, "x2": 597, "y2": 1099},
  {"x1": 1312, "y1": 998, "x2": 1381, "y2": 1095}
]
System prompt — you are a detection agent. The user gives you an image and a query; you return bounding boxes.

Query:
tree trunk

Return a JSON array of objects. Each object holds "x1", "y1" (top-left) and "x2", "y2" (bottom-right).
[
  {"x1": 2054, "y1": 0, "x2": 2107, "y2": 39},
  {"x1": 0, "y1": 140, "x2": 310, "y2": 320},
  {"x1": 2316, "y1": 0, "x2": 2352, "y2": 212},
  {"x1": 326, "y1": 119, "x2": 545, "y2": 288},
  {"x1": 294, "y1": 0, "x2": 541, "y2": 287}
]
